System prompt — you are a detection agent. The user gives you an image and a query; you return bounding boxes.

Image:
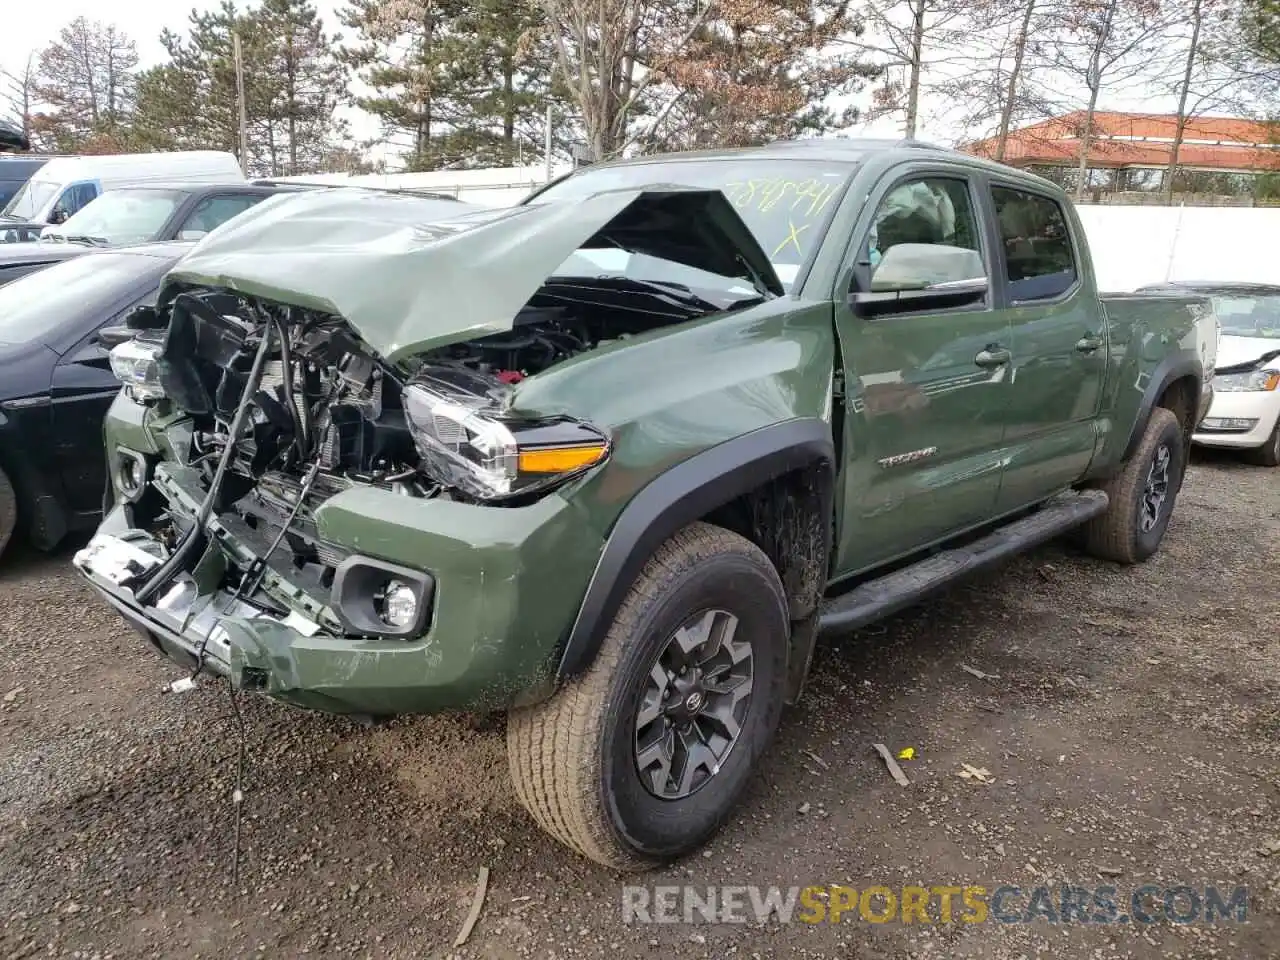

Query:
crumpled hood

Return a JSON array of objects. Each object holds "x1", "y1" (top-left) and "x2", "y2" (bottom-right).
[
  {"x1": 160, "y1": 185, "x2": 782, "y2": 364},
  {"x1": 1216, "y1": 335, "x2": 1280, "y2": 371}
]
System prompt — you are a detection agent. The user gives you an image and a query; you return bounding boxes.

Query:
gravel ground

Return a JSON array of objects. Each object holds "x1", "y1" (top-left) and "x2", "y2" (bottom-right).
[{"x1": 1, "y1": 451, "x2": 1277, "y2": 960}]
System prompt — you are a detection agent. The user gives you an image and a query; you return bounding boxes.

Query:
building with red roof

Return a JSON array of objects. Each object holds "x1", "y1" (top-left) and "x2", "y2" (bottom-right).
[{"x1": 964, "y1": 112, "x2": 1280, "y2": 203}]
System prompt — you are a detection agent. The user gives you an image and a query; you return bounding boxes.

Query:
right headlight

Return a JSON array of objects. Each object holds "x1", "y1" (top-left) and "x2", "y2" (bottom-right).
[
  {"x1": 1212, "y1": 368, "x2": 1280, "y2": 393},
  {"x1": 403, "y1": 369, "x2": 609, "y2": 501},
  {"x1": 109, "y1": 338, "x2": 166, "y2": 401}
]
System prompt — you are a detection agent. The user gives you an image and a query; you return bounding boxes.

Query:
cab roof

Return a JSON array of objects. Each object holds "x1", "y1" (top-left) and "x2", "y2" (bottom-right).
[{"x1": 560, "y1": 137, "x2": 1064, "y2": 194}]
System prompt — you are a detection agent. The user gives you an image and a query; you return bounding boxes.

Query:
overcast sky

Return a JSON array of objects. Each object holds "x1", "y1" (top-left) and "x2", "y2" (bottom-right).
[{"x1": 1, "y1": 0, "x2": 1174, "y2": 165}]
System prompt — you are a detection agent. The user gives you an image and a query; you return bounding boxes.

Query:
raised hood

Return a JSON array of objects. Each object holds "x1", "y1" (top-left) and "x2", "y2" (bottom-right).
[{"x1": 160, "y1": 185, "x2": 783, "y2": 364}]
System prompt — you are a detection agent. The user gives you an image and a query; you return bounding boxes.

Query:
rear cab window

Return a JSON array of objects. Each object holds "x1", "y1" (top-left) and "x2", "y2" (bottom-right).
[
  {"x1": 990, "y1": 186, "x2": 1076, "y2": 301},
  {"x1": 178, "y1": 194, "x2": 267, "y2": 238}
]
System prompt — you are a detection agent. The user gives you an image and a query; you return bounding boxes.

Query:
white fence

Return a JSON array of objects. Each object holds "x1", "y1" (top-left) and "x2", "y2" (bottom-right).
[{"x1": 1074, "y1": 205, "x2": 1279, "y2": 291}]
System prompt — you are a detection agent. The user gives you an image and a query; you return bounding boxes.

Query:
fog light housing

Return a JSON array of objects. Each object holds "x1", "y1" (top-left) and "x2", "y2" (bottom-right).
[
  {"x1": 380, "y1": 580, "x2": 418, "y2": 629},
  {"x1": 331, "y1": 557, "x2": 434, "y2": 638},
  {"x1": 116, "y1": 449, "x2": 149, "y2": 499}
]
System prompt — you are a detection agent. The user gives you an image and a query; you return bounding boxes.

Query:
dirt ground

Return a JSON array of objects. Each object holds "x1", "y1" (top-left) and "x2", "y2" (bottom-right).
[{"x1": 1, "y1": 451, "x2": 1277, "y2": 960}]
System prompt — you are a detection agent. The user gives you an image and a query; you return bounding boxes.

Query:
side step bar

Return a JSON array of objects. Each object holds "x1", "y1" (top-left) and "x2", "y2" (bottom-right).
[{"x1": 816, "y1": 489, "x2": 1109, "y2": 638}]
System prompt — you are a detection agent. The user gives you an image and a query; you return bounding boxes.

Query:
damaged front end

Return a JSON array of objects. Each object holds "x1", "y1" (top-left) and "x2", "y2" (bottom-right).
[
  {"x1": 77, "y1": 288, "x2": 621, "y2": 709},
  {"x1": 75, "y1": 186, "x2": 783, "y2": 715}
]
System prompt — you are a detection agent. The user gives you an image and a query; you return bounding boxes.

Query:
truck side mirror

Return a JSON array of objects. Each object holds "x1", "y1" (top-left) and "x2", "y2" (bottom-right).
[{"x1": 850, "y1": 243, "x2": 989, "y2": 317}]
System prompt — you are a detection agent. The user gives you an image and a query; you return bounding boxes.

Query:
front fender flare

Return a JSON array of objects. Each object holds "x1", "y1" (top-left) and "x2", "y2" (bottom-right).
[{"x1": 555, "y1": 418, "x2": 835, "y2": 680}]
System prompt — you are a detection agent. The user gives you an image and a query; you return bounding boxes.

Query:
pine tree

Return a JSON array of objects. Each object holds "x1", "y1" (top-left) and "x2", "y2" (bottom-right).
[
  {"x1": 130, "y1": 4, "x2": 259, "y2": 160},
  {"x1": 256, "y1": 0, "x2": 350, "y2": 175},
  {"x1": 439, "y1": 0, "x2": 553, "y2": 166},
  {"x1": 652, "y1": 0, "x2": 879, "y2": 150},
  {"x1": 133, "y1": 0, "x2": 349, "y2": 176},
  {"x1": 338, "y1": 0, "x2": 470, "y2": 170}
]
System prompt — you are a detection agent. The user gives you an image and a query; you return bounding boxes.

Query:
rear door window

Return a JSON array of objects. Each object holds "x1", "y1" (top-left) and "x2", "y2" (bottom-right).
[
  {"x1": 177, "y1": 194, "x2": 266, "y2": 238},
  {"x1": 990, "y1": 187, "x2": 1076, "y2": 301}
]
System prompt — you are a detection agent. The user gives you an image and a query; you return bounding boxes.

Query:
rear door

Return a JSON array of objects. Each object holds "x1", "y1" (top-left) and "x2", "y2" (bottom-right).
[
  {"x1": 987, "y1": 183, "x2": 1107, "y2": 511},
  {"x1": 832, "y1": 167, "x2": 1014, "y2": 575}
]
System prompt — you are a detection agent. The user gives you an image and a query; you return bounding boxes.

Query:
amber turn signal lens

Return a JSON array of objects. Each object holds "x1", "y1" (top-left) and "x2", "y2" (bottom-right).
[
  {"x1": 1264, "y1": 372, "x2": 1280, "y2": 391},
  {"x1": 517, "y1": 444, "x2": 608, "y2": 474}
]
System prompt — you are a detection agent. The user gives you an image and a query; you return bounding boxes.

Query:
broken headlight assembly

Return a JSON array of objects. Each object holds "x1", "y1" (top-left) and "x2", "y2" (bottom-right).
[
  {"x1": 108, "y1": 337, "x2": 166, "y2": 402},
  {"x1": 403, "y1": 366, "x2": 609, "y2": 501}
]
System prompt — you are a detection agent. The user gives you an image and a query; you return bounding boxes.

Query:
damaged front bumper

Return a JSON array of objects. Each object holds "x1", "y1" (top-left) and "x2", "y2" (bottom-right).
[{"x1": 76, "y1": 461, "x2": 605, "y2": 716}]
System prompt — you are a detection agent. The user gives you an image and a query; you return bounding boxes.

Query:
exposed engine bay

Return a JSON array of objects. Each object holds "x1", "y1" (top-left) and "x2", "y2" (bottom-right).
[
  {"x1": 128, "y1": 281, "x2": 730, "y2": 588},
  {"x1": 104, "y1": 253, "x2": 769, "y2": 627}
]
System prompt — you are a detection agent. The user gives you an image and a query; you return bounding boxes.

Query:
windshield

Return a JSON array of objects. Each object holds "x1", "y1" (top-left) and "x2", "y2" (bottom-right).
[
  {"x1": 46, "y1": 189, "x2": 188, "y2": 245},
  {"x1": 0, "y1": 252, "x2": 162, "y2": 345},
  {"x1": 2, "y1": 178, "x2": 57, "y2": 220},
  {"x1": 532, "y1": 159, "x2": 855, "y2": 292},
  {"x1": 1213, "y1": 294, "x2": 1280, "y2": 339}
]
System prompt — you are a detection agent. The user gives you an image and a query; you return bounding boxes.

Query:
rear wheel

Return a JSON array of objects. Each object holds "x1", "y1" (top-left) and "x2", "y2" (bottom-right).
[
  {"x1": 1244, "y1": 418, "x2": 1280, "y2": 467},
  {"x1": 1082, "y1": 407, "x2": 1184, "y2": 564},
  {"x1": 507, "y1": 522, "x2": 788, "y2": 870},
  {"x1": 0, "y1": 466, "x2": 16, "y2": 561}
]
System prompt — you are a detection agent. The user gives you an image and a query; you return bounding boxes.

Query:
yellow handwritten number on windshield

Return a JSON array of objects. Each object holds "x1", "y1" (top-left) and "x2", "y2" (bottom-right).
[{"x1": 723, "y1": 178, "x2": 839, "y2": 218}]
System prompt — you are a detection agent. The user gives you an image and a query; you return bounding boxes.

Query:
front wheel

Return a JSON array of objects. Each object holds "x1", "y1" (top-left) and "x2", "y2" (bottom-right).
[
  {"x1": 1244, "y1": 418, "x2": 1280, "y2": 467},
  {"x1": 0, "y1": 465, "x2": 16, "y2": 562},
  {"x1": 1082, "y1": 407, "x2": 1185, "y2": 564},
  {"x1": 507, "y1": 522, "x2": 789, "y2": 870}
]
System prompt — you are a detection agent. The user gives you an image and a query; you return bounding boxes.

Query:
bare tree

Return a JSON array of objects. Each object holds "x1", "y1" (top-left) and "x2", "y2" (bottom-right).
[
  {"x1": 32, "y1": 17, "x2": 139, "y2": 150},
  {"x1": 1165, "y1": 0, "x2": 1206, "y2": 200},
  {"x1": 0, "y1": 56, "x2": 36, "y2": 144},
  {"x1": 929, "y1": 0, "x2": 1067, "y2": 155},
  {"x1": 1049, "y1": 0, "x2": 1173, "y2": 198},
  {"x1": 851, "y1": 0, "x2": 980, "y2": 138},
  {"x1": 541, "y1": 0, "x2": 713, "y2": 160}
]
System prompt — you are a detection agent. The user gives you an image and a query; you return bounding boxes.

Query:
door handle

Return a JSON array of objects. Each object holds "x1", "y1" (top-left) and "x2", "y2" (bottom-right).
[
  {"x1": 974, "y1": 346, "x2": 1011, "y2": 368},
  {"x1": 1076, "y1": 334, "x2": 1104, "y2": 353}
]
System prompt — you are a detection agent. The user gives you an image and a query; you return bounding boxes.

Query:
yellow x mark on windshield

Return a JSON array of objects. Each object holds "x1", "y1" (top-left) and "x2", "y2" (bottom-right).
[{"x1": 773, "y1": 220, "x2": 810, "y2": 258}]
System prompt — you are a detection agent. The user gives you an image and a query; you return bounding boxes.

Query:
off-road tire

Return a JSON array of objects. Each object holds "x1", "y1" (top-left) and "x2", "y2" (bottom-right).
[
  {"x1": 1082, "y1": 407, "x2": 1184, "y2": 564},
  {"x1": 507, "y1": 522, "x2": 789, "y2": 871},
  {"x1": 1243, "y1": 418, "x2": 1280, "y2": 467},
  {"x1": 0, "y1": 465, "x2": 16, "y2": 561}
]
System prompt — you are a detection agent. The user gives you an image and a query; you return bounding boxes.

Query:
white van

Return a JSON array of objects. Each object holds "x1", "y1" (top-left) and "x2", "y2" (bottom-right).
[{"x1": 0, "y1": 151, "x2": 243, "y2": 233}]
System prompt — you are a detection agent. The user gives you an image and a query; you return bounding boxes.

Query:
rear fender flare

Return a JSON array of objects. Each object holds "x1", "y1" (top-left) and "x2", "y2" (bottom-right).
[
  {"x1": 555, "y1": 419, "x2": 835, "y2": 680},
  {"x1": 1121, "y1": 350, "x2": 1203, "y2": 463}
]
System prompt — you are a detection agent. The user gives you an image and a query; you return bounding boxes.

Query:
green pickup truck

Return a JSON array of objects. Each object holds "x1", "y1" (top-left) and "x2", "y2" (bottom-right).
[{"x1": 75, "y1": 139, "x2": 1216, "y2": 870}]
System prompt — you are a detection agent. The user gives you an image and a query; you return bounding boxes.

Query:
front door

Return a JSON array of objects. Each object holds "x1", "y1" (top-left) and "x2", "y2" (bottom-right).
[
  {"x1": 833, "y1": 171, "x2": 1014, "y2": 576},
  {"x1": 986, "y1": 183, "x2": 1106, "y2": 511}
]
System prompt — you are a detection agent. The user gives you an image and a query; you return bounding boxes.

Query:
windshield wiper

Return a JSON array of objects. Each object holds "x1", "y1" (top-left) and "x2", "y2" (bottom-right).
[{"x1": 57, "y1": 234, "x2": 110, "y2": 247}]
